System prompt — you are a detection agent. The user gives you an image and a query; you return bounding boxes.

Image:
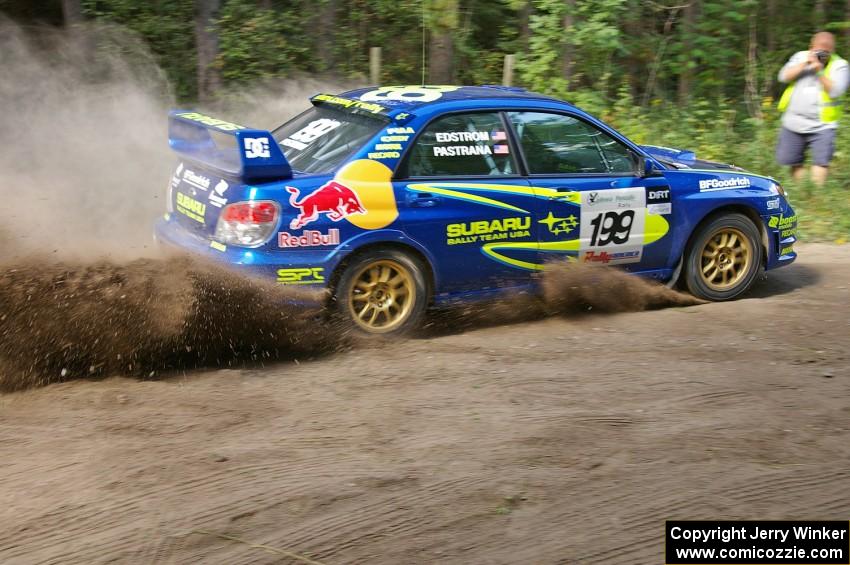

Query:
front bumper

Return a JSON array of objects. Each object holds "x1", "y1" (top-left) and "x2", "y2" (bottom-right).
[{"x1": 762, "y1": 199, "x2": 798, "y2": 271}]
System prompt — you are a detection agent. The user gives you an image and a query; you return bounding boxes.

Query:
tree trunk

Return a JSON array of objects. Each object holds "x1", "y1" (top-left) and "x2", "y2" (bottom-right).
[
  {"x1": 561, "y1": 0, "x2": 575, "y2": 87},
  {"x1": 428, "y1": 32, "x2": 454, "y2": 83},
  {"x1": 62, "y1": 0, "x2": 83, "y2": 26},
  {"x1": 677, "y1": 0, "x2": 697, "y2": 105},
  {"x1": 518, "y1": 1, "x2": 532, "y2": 51},
  {"x1": 196, "y1": 0, "x2": 221, "y2": 103},
  {"x1": 845, "y1": 0, "x2": 850, "y2": 54},
  {"x1": 766, "y1": 0, "x2": 776, "y2": 53},
  {"x1": 813, "y1": 0, "x2": 826, "y2": 28},
  {"x1": 317, "y1": 0, "x2": 337, "y2": 72},
  {"x1": 426, "y1": 0, "x2": 458, "y2": 84}
]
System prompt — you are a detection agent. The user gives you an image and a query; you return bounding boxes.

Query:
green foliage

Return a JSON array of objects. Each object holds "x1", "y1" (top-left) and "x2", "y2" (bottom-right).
[
  {"x1": 215, "y1": 0, "x2": 304, "y2": 85},
  {"x1": 69, "y1": 0, "x2": 850, "y2": 239},
  {"x1": 81, "y1": 0, "x2": 196, "y2": 100}
]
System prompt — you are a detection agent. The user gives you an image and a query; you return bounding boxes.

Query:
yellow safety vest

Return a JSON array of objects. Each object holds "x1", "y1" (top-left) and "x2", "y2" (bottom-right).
[{"x1": 778, "y1": 54, "x2": 845, "y2": 123}]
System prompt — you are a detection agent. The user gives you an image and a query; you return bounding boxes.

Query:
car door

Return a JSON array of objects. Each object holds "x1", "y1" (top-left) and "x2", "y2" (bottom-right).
[
  {"x1": 506, "y1": 111, "x2": 674, "y2": 272},
  {"x1": 395, "y1": 111, "x2": 543, "y2": 294}
]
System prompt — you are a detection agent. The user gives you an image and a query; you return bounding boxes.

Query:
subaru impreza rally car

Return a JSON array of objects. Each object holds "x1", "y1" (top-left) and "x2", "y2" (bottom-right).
[{"x1": 155, "y1": 85, "x2": 797, "y2": 334}]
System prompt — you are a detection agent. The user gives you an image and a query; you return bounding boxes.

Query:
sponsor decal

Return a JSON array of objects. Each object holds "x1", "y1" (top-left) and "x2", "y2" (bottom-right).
[
  {"x1": 359, "y1": 85, "x2": 460, "y2": 104},
  {"x1": 312, "y1": 93, "x2": 388, "y2": 115},
  {"x1": 182, "y1": 169, "x2": 211, "y2": 192},
  {"x1": 243, "y1": 137, "x2": 271, "y2": 159},
  {"x1": 647, "y1": 203, "x2": 672, "y2": 215},
  {"x1": 171, "y1": 162, "x2": 184, "y2": 188},
  {"x1": 539, "y1": 211, "x2": 578, "y2": 236},
  {"x1": 209, "y1": 241, "x2": 227, "y2": 252},
  {"x1": 281, "y1": 118, "x2": 341, "y2": 151},
  {"x1": 698, "y1": 177, "x2": 751, "y2": 191},
  {"x1": 175, "y1": 112, "x2": 245, "y2": 132},
  {"x1": 286, "y1": 180, "x2": 366, "y2": 230},
  {"x1": 768, "y1": 213, "x2": 797, "y2": 230},
  {"x1": 779, "y1": 245, "x2": 795, "y2": 255},
  {"x1": 434, "y1": 145, "x2": 493, "y2": 157},
  {"x1": 766, "y1": 198, "x2": 780, "y2": 210},
  {"x1": 435, "y1": 131, "x2": 490, "y2": 143},
  {"x1": 446, "y1": 216, "x2": 531, "y2": 245},
  {"x1": 647, "y1": 189, "x2": 670, "y2": 201},
  {"x1": 278, "y1": 229, "x2": 340, "y2": 248},
  {"x1": 367, "y1": 151, "x2": 401, "y2": 159},
  {"x1": 276, "y1": 267, "x2": 325, "y2": 285},
  {"x1": 769, "y1": 213, "x2": 798, "y2": 237},
  {"x1": 380, "y1": 135, "x2": 409, "y2": 142},
  {"x1": 580, "y1": 187, "x2": 646, "y2": 265},
  {"x1": 175, "y1": 192, "x2": 206, "y2": 224},
  {"x1": 334, "y1": 159, "x2": 399, "y2": 230},
  {"x1": 582, "y1": 250, "x2": 642, "y2": 264},
  {"x1": 208, "y1": 179, "x2": 229, "y2": 208},
  {"x1": 386, "y1": 127, "x2": 414, "y2": 135}
]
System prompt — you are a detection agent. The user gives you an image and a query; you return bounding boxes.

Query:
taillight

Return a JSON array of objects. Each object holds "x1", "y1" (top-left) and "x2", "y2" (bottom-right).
[{"x1": 215, "y1": 201, "x2": 279, "y2": 247}]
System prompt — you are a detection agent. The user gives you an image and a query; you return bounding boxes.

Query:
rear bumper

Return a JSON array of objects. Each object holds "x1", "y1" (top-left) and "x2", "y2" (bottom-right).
[{"x1": 153, "y1": 215, "x2": 339, "y2": 288}]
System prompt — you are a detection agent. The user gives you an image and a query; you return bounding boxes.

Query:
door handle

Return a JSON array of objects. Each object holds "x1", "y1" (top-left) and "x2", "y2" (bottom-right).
[{"x1": 407, "y1": 192, "x2": 441, "y2": 207}]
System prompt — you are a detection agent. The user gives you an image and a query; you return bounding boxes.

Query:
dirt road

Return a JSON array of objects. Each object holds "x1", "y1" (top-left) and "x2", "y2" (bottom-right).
[{"x1": 1, "y1": 243, "x2": 849, "y2": 564}]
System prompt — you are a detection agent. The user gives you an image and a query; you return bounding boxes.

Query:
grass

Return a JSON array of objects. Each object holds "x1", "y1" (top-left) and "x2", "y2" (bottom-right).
[{"x1": 589, "y1": 93, "x2": 850, "y2": 243}]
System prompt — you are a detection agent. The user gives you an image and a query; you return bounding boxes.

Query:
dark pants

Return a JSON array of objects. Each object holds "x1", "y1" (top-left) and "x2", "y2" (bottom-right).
[{"x1": 775, "y1": 126, "x2": 836, "y2": 167}]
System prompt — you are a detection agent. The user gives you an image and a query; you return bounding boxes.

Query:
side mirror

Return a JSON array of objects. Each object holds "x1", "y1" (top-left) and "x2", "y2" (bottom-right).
[{"x1": 637, "y1": 155, "x2": 655, "y2": 178}]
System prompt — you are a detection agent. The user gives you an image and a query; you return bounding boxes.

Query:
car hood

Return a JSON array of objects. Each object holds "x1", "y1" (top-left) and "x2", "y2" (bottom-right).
[{"x1": 641, "y1": 144, "x2": 745, "y2": 172}]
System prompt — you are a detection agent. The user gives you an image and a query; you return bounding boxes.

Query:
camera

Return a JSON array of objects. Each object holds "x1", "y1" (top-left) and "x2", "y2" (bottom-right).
[{"x1": 816, "y1": 49, "x2": 830, "y2": 66}]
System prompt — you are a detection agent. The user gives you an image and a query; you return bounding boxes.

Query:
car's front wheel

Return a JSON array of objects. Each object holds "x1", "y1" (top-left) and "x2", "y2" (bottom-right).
[
  {"x1": 335, "y1": 249, "x2": 429, "y2": 335},
  {"x1": 684, "y1": 213, "x2": 763, "y2": 301}
]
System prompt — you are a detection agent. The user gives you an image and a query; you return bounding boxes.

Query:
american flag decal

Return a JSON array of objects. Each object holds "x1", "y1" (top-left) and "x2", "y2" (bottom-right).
[{"x1": 493, "y1": 144, "x2": 509, "y2": 154}]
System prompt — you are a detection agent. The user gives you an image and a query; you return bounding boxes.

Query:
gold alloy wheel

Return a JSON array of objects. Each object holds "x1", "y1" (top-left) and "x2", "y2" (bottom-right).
[
  {"x1": 347, "y1": 259, "x2": 416, "y2": 333},
  {"x1": 699, "y1": 227, "x2": 753, "y2": 291}
]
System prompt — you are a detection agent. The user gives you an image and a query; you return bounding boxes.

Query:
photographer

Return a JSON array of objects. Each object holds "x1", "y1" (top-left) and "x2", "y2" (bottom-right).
[{"x1": 776, "y1": 31, "x2": 849, "y2": 185}]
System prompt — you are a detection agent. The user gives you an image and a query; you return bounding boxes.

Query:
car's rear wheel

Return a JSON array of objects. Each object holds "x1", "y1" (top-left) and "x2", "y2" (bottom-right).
[
  {"x1": 335, "y1": 249, "x2": 429, "y2": 335},
  {"x1": 684, "y1": 213, "x2": 763, "y2": 301}
]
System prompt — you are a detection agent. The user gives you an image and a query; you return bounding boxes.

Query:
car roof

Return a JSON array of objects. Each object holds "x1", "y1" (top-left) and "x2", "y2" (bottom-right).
[{"x1": 339, "y1": 85, "x2": 567, "y2": 112}]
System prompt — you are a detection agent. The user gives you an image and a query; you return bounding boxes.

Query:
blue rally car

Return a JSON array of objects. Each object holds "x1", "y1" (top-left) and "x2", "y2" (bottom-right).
[{"x1": 155, "y1": 85, "x2": 798, "y2": 334}]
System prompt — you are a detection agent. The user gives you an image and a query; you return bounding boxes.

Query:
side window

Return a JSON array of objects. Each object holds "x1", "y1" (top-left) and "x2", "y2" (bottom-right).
[
  {"x1": 404, "y1": 112, "x2": 517, "y2": 177},
  {"x1": 508, "y1": 112, "x2": 637, "y2": 175}
]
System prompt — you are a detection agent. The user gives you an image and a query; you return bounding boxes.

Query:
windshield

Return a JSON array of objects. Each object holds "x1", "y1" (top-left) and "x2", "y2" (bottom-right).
[{"x1": 273, "y1": 107, "x2": 385, "y2": 174}]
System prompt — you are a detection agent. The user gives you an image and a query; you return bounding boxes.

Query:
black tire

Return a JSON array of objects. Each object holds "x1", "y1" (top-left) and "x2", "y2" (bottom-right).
[
  {"x1": 684, "y1": 213, "x2": 763, "y2": 301},
  {"x1": 334, "y1": 248, "x2": 429, "y2": 336}
]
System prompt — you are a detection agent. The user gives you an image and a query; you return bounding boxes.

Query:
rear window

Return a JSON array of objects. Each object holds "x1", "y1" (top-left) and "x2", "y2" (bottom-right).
[{"x1": 273, "y1": 107, "x2": 385, "y2": 174}]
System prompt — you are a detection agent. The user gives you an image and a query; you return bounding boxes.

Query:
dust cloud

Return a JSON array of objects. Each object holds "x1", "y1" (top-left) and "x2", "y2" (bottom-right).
[
  {"x1": 541, "y1": 261, "x2": 704, "y2": 314},
  {"x1": 0, "y1": 18, "x2": 353, "y2": 259}
]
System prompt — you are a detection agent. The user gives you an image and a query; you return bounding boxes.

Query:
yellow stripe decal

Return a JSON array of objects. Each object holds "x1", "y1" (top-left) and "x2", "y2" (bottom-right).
[
  {"x1": 407, "y1": 182, "x2": 581, "y2": 207},
  {"x1": 407, "y1": 184, "x2": 529, "y2": 213}
]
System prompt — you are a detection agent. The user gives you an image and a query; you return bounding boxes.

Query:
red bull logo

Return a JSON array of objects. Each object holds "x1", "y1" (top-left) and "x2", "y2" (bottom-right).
[{"x1": 286, "y1": 181, "x2": 366, "y2": 230}]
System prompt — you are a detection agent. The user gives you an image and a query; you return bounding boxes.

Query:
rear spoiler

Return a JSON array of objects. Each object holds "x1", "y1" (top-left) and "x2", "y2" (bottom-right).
[{"x1": 168, "y1": 111, "x2": 292, "y2": 182}]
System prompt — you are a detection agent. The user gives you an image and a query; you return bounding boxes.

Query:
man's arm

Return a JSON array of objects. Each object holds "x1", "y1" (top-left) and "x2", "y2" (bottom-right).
[
  {"x1": 822, "y1": 60, "x2": 850, "y2": 98},
  {"x1": 779, "y1": 51, "x2": 814, "y2": 83}
]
